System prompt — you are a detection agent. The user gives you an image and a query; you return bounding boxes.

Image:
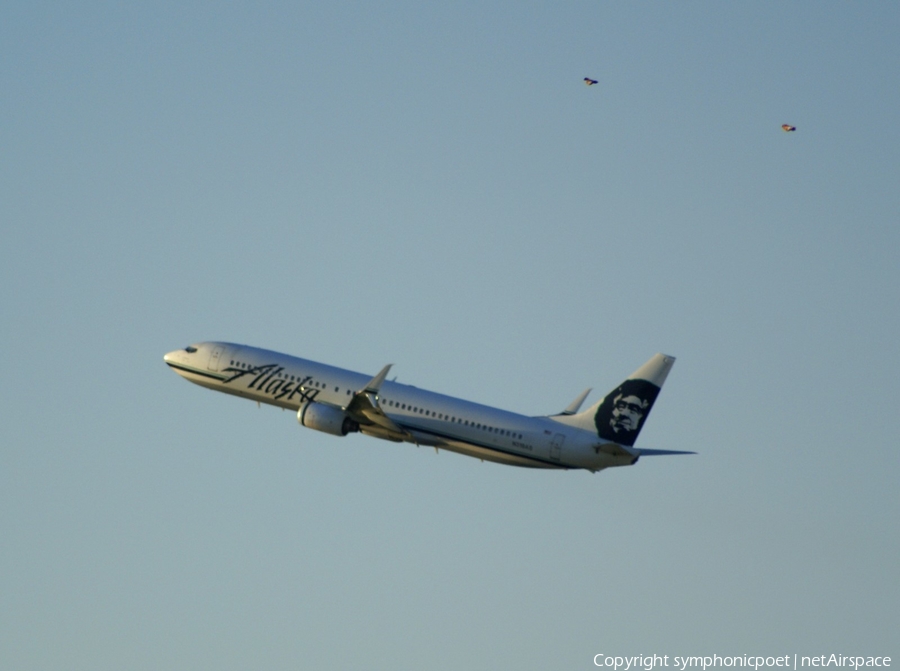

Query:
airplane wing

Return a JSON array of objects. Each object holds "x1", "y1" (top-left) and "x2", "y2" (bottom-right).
[{"x1": 344, "y1": 364, "x2": 409, "y2": 436}]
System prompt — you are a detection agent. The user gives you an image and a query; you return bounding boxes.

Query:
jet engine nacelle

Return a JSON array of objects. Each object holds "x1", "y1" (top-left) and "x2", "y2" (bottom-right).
[{"x1": 297, "y1": 401, "x2": 359, "y2": 437}]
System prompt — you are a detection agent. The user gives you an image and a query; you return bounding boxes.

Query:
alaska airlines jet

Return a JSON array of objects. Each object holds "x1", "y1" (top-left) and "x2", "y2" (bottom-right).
[{"x1": 163, "y1": 343, "x2": 692, "y2": 472}]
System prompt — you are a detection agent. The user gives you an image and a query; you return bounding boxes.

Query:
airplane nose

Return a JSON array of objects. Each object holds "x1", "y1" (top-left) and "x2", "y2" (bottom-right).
[{"x1": 164, "y1": 345, "x2": 198, "y2": 366}]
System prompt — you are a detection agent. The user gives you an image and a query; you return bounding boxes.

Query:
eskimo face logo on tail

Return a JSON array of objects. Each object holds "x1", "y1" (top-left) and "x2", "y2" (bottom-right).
[{"x1": 593, "y1": 379, "x2": 660, "y2": 446}]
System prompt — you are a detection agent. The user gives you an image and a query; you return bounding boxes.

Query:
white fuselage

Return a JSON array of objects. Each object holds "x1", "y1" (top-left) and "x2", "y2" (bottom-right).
[{"x1": 164, "y1": 342, "x2": 638, "y2": 472}]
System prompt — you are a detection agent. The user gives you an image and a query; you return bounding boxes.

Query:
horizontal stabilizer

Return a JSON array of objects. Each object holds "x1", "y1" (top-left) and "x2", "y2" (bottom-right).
[
  {"x1": 595, "y1": 442, "x2": 639, "y2": 458},
  {"x1": 559, "y1": 388, "x2": 592, "y2": 415},
  {"x1": 635, "y1": 448, "x2": 696, "y2": 456}
]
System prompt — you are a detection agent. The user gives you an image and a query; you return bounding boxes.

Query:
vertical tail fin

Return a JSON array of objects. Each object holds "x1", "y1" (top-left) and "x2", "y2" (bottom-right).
[{"x1": 568, "y1": 354, "x2": 675, "y2": 447}]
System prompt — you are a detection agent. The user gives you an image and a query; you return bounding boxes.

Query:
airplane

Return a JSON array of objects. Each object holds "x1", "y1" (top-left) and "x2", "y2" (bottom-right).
[{"x1": 163, "y1": 342, "x2": 693, "y2": 472}]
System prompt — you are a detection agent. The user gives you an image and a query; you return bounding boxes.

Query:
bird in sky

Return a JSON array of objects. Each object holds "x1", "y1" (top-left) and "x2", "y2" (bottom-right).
[
  {"x1": 782, "y1": 124, "x2": 797, "y2": 132},
  {"x1": 584, "y1": 77, "x2": 598, "y2": 86}
]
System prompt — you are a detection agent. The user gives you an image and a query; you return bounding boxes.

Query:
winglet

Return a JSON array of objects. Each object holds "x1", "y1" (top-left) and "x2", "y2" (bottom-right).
[
  {"x1": 364, "y1": 364, "x2": 393, "y2": 394},
  {"x1": 344, "y1": 364, "x2": 408, "y2": 437},
  {"x1": 559, "y1": 388, "x2": 592, "y2": 415}
]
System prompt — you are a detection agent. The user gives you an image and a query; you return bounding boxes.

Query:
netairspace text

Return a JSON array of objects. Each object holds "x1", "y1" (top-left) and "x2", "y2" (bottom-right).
[{"x1": 593, "y1": 655, "x2": 892, "y2": 671}]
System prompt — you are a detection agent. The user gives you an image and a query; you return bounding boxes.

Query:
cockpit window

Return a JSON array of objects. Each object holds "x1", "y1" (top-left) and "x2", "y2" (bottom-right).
[{"x1": 185, "y1": 346, "x2": 198, "y2": 353}]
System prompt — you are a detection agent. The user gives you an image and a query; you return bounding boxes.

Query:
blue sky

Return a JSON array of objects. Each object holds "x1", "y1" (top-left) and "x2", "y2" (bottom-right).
[{"x1": 2, "y1": 3, "x2": 898, "y2": 669}]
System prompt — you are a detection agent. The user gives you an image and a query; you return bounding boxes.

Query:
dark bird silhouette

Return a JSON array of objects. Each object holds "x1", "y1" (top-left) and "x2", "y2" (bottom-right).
[
  {"x1": 584, "y1": 77, "x2": 598, "y2": 86},
  {"x1": 782, "y1": 124, "x2": 796, "y2": 132}
]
